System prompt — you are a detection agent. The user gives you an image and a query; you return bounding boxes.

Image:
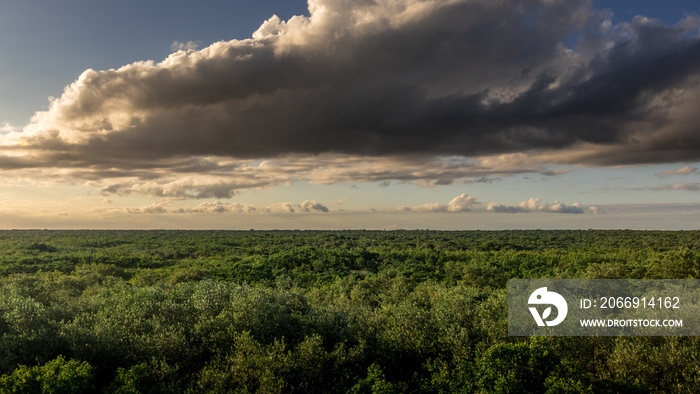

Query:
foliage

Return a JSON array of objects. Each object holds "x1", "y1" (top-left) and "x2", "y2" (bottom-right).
[
  {"x1": 0, "y1": 229, "x2": 696, "y2": 392},
  {"x1": 0, "y1": 356, "x2": 93, "y2": 393}
]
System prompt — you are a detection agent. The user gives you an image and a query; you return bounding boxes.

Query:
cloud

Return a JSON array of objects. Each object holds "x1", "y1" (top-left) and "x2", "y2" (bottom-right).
[
  {"x1": 121, "y1": 199, "x2": 330, "y2": 214},
  {"x1": 541, "y1": 169, "x2": 572, "y2": 176},
  {"x1": 60, "y1": 154, "x2": 536, "y2": 201},
  {"x1": 0, "y1": 0, "x2": 699, "y2": 218},
  {"x1": 175, "y1": 201, "x2": 257, "y2": 214},
  {"x1": 0, "y1": 0, "x2": 697, "y2": 178},
  {"x1": 21, "y1": 0, "x2": 574, "y2": 158},
  {"x1": 125, "y1": 201, "x2": 169, "y2": 214},
  {"x1": 400, "y1": 193, "x2": 479, "y2": 213},
  {"x1": 399, "y1": 194, "x2": 587, "y2": 214},
  {"x1": 639, "y1": 183, "x2": 700, "y2": 191},
  {"x1": 487, "y1": 198, "x2": 584, "y2": 214},
  {"x1": 486, "y1": 202, "x2": 528, "y2": 213},
  {"x1": 658, "y1": 166, "x2": 697, "y2": 176},
  {"x1": 300, "y1": 200, "x2": 329, "y2": 212},
  {"x1": 101, "y1": 177, "x2": 244, "y2": 199},
  {"x1": 447, "y1": 194, "x2": 479, "y2": 212},
  {"x1": 265, "y1": 202, "x2": 297, "y2": 213},
  {"x1": 587, "y1": 202, "x2": 700, "y2": 214},
  {"x1": 0, "y1": 121, "x2": 16, "y2": 134},
  {"x1": 265, "y1": 200, "x2": 330, "y2": 213},
  {"x1": 541, "y1": 201, "x2": 585, "y2": 214},
  {"x1": 170, "y1": 41, "x2": 201, "y2": 52}
]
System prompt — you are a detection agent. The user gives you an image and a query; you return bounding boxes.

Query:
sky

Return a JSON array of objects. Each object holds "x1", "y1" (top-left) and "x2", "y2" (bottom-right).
[{"x1": 0, "y1": 0, "x2": 700, "y2": 230}]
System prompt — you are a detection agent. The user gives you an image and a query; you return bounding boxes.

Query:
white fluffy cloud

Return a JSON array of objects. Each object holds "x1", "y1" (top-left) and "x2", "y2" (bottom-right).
[
  {"x1": 399, "y1": 193, "x2": 479, "y2": 212},
  {"x1": 487, "y1": 198, "x2": 584, "y2": 214},
  {"x1": 447, "y1": 194, "x2": 479, "y2": 212},
  {"x1": 175, "y1": 201, "x2": 257, "y2": 214},
  {"x1": 300, "y1": 200, "x2": 330, "y2": 213},
  {"x1": 120, "y1": 199, "x2": 330, "y2": 215},
  {"x1": 399, "y1": 194, "x2": 586, "y2": 214}
]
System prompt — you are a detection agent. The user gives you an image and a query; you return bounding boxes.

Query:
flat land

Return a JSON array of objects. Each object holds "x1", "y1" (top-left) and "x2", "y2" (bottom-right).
[{"x1": 0, "y1": 230, "x2": 697, "y2": 392}]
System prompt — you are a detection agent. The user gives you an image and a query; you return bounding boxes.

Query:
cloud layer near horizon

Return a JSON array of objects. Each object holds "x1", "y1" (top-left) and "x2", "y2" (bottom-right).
[
  {"x1": 101, "y1": 193, "x2": 587, "y2": 216},
  {"x1": 3, "y1": 0, "x2": 700, "y2": 197}
]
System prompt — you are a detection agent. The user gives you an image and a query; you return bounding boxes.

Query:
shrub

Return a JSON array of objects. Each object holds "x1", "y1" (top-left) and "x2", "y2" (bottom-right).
[
  {"x1": 0, "y1": 356, "x2": 93, "y2": 393},
  {"x1": 476, "y1": 340, "x2": 559, "y2": 393}
]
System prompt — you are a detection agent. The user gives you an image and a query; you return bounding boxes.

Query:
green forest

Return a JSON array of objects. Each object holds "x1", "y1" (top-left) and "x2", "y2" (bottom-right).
[{"x1": 0, "y1": 229, "x2": 698, "y2": 393}]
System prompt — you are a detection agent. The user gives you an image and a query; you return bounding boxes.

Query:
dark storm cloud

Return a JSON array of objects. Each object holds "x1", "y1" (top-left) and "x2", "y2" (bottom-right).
[{"x1": 7, "y1": 0, "x2": 700, "y2": 175}]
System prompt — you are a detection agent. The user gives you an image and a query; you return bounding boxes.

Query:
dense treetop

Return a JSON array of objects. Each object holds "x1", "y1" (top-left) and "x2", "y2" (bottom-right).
[{"x1": 0, "y1": 230, "x2": 697, "y2": 392}]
